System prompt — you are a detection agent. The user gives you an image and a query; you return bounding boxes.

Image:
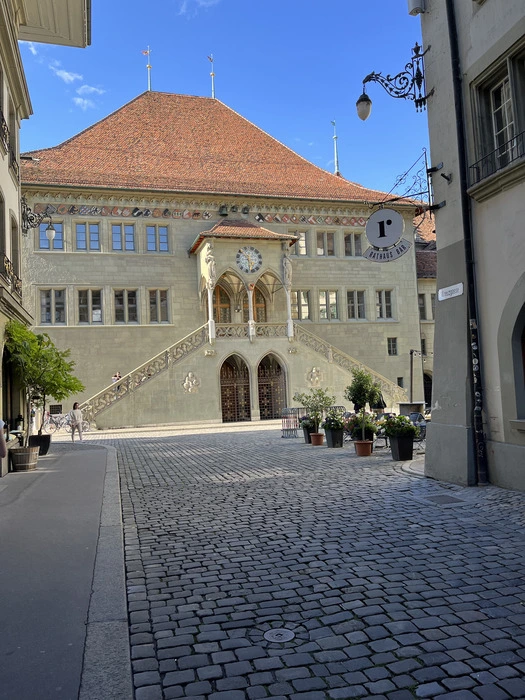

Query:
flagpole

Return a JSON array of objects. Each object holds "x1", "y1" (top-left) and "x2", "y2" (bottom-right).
[
  {"x1": 208, "y1": 54, "x2": 215, "y2": 98},
  {"x1": 142, "y1": 46, "x2": 152, "y2": 91},
  {"x1": 331, "y1": 120, "x2": 340, "y2": 176}
]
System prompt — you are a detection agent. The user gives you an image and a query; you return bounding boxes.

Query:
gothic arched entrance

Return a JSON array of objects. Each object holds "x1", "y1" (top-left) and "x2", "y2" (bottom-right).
[
  {"x1": 258, "y1": 354, "x2": 286, "y2": 420},
  {"x1": 220, "y1": 355, "x2": 251, "y2": 422},
  {"x1": 424, "y1": 372, "x2": 433, "y2": 409}
]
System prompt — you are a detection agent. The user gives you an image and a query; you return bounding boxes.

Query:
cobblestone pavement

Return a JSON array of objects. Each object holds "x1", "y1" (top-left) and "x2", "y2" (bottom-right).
[{"x1": 79, "y1": 424, "x2": 525, "y2": 700}]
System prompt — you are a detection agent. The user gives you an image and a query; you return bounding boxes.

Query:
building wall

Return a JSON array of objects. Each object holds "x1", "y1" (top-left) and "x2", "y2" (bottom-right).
[
  {"x1": 421, "y1": 0, "x2": 525, "y2": 489},
  {"x1": 22, "y1": 190, "x2": 425, "y2": 423}
]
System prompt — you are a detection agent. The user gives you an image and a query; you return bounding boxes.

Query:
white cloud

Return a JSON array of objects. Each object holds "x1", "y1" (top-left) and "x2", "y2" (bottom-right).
[
  {"x1": 49, "y1": 61, "x2": 83, "y2": 83},
  {"x1": 76, "y1": 84, "x2": 105, "y2": 96},
  {"x1": 73, "y1": 97, "x2": 95, "y2": 111},
  {"x1": 178, "y1": 0, "x2": 220, "y2": 15},
  {"x1": 20, "y1": 41, "x2": 38, "y2": 55}
]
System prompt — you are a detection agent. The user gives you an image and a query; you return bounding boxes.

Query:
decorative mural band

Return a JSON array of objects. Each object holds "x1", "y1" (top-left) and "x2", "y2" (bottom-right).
[{"x1": 32, "y1": 203, "x2": 367, "y2": 227}]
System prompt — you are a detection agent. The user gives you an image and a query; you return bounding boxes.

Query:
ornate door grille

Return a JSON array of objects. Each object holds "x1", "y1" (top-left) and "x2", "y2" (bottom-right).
[
  {"x1": 220, "y1": 360, "x2": 251, "y2": 422},
  {"x1": 258, "y1": 360, "x2": 285, "y2": 420}
]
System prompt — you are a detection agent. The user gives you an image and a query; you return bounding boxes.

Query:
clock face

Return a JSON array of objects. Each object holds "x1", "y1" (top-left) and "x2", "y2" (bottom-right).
[{"x1": 236, "y1": 246, "x2": 262, "y2": 273}]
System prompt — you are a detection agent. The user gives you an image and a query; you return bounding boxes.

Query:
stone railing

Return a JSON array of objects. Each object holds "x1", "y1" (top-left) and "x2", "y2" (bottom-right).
[
  {"x1": 80, "y1": 324, "x2": 209, "y2": 420},
  {"x1": 293, "y1": 323, "x2": 408, "y2": 404},
  {"x1": 215, "y1": 323, "x2": 288, "y2": 338}
]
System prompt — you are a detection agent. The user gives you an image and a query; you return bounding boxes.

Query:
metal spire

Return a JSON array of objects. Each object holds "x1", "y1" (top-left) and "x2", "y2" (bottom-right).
[
  {"x1": 208, "y1": 54, "x2": 215, "y2": 98},
  {"x1": 142, "y1": 47, "x2": 152, "y2": 91},
  {"x1": 331, "y1": 120, "x2": 340, "y2": 176}
]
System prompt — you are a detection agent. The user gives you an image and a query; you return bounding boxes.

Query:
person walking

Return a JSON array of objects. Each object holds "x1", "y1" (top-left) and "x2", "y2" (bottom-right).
[{"x1": 69, "y1": 402, "x2": 83, "y2": 442}]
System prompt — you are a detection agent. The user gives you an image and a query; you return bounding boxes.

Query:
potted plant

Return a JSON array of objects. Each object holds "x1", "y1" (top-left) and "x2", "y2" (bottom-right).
[
  {"x1": 383, "y1": 414, "x2": 419, "y2": 460},
  {"x1": 293, "y1": 388, "x2": 336, "y2": 446},
  {"x1": 344, "y1": 369, "x2": 382, "y2": 456},
  {"x1": 345, "y1": 413, "x2": 378, "y2": 445},
  {"x1": 4, "y1": 320, "x2": 84, "y2": 465},
  {"x1": 321, "y1": 407, "x2": 345, "y2": 448},
  {"x1": 299, "y1": 416, "x2": 316, "y2": 444}
]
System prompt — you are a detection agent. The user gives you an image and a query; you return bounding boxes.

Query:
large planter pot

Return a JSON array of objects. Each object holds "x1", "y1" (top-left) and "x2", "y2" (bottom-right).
[
  {"x1": 390, "y1": 435, "x2": 414, "y2": 461},
  {"x1": 10, "y1": 446, "x2": 39, "y2": 471},
  {"x1": 310, "y1": 432, "x2": 325, "y2": 446},
  {"x1": 354, "y1": 440, "x2": 373, "y2": 457},
  {"x1": 28, "y1": 434, "x2": 51, "y2": 456},
  {"x1": 325, "y1": 428, "x2": 344, "y2": 448},
  {"x1": 302, "y1": 426, "x2": 315, "y2": 444}
]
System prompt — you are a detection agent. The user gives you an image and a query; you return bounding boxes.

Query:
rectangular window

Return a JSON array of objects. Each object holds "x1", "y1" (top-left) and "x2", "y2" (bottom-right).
[
  {"x1": 344, "y1": 233, "x2": 363, "y2": 257},
  {"x1": 471, "y1": 46, "x2": 525, "y2": 185},
  {"x1": 319, "y1": 290, "x2": 338, "y2": 320},
  {"x1": 347, "y1": 290, "x2": 366, "y2": 319},
  {"x1": 76, "y1": 223, "x2": 100, "y2": 251},
  {"x1": 397, "y1": 377, "x2": 404, "y2": 388},
  {"x1": 114, "y1": 289, "x2": 138, "y2": 323},
  {"x1": 40, "y1": 289, "x2": 66, "y2": 324},
  {"x1": 112, "y1": 224, "x2": 135, "y2": 251},
  {"x1": 78, "y1": 289, "x2": 102, "y2": 324},
  {"x1": 421, "y1": 338, "x2": 427, "y2": 356},
  {"x1": 149, "y1": 289, "x2": 169, "y2": 322},
  {"x1": 387, "y1": 337, "x2": 398, "y2": 356},
  {"x1": 291, "y1": 290, "x2": 310, "y2": 320},
  {"x1": 418, "y1": 293, "x2": 427, "y2": 320},
  {"x1": 147, "y1": 225, "x2": 169, "y2": 252},
  {"x1": 431, "y1": 293, "x2": 436, "y2": 319},
  {"x1": 292, "y1": 231, "x2": 307, "y2": 256},
  {"x1": 316, "y1": 231, "x2": 335, "y2": 256},
  {"x1": 39, "y1": 222, "x2": 63, "y2": 250},
  {"x1": 376, "y1": 290, "x2": 393, "y2": 319}
]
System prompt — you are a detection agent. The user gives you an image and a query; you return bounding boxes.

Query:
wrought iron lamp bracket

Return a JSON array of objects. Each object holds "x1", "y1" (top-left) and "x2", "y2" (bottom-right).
[{"x1": 21, "y1": 195, "x2": 54, "y2": 236}]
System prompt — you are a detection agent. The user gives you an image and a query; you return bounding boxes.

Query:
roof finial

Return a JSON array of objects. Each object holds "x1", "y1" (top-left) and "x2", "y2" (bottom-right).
[
  {"x1": 142, "y1": 47, "x2": 152, "y2": 91},
  {"x1": 331, "y1": 120, "x2": 341, "y2": 176},
  {"x1": 208, "y1": 54, "x2": 215, "y2": 98}
]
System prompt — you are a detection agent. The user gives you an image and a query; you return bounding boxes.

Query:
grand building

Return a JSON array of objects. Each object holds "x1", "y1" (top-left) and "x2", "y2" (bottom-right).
[
  {"x1": 0, "y1": 0, "x2": 90, "y2": 474},
  {"x1": 20, "y1": 90, "x2": 430, "y2": 429},
  {"x1": 419, "y1": 0, "x2": 525, "y2": 490}
]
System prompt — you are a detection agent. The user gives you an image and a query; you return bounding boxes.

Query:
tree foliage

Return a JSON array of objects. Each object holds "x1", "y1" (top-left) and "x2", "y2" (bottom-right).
[
  {"x1": 344, "y1": 369, "x2": 382, "y2": 441},
  {"x1": 4, "y1": 320, "x2": 85, "y2": 443},
  {"x1": 293, "y1": 387, "x2": 336, "y2": 433}
]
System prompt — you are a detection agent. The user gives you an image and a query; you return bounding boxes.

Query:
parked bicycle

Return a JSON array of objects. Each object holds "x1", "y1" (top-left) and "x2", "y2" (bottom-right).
[{"x1": 43, "y1": 412, "x2": 91, "y2": 434}]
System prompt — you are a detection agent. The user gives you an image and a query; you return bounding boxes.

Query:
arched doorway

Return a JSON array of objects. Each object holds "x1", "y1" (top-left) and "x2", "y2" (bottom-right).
[
  {"x1": 424, "y1": 372, "x2": 432, "y2": 409},
  {"x1": 220, "y1": 355, "x2": 251, "y2": 422},
  {"x1": 258, "y1": 354, "x2": 286, "y2": 420}
]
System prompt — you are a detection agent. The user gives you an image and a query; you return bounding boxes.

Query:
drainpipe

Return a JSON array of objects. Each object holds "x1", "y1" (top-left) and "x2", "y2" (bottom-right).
[{"x1": 445, "y1": 0, "x2": 488, "y2": 484}]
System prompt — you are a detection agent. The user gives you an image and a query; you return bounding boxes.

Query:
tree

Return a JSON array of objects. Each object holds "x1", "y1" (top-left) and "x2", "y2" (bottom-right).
[
  {"x1": 293, "y1": 387, "x2": 336, "y2": 433},
  {"x1": 4, "y1": 320, "x2": 85, "y2": 445},
  {"x1": 344, "y1": 369, "x2": 382, "y2": 441}
]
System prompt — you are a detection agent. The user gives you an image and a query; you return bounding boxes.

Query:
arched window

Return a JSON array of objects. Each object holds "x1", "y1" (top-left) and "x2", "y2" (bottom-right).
[
  {"x1": 243, "y1": 288, "x2": 266, "y2": 322},
  {"x1": 212, "y1": 286, "x2": 231, "y2": 323}
]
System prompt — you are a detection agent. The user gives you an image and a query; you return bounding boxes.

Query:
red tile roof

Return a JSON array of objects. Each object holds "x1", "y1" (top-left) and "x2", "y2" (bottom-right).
[
  {"x1": 414, "y1": 213, "x2": 436, "y2": 242},
  {"x1": 189, "y1": 219, "x2": 297, "y2": 253},
  {"x1": 21, "y1": 91, "x2": 399, "y2": 203},
  {"x1": 416, "y1": 251, "x2": 437, "y2": 278}
]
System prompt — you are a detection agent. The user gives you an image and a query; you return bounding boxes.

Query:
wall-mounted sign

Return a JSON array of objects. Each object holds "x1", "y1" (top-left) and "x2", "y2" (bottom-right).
[
  {"x1": 438, "y1": 282, "x2": 464, "y2": 301},
  {"x1": 363, "y1": 208, "x2": 411, "y2": 262}
]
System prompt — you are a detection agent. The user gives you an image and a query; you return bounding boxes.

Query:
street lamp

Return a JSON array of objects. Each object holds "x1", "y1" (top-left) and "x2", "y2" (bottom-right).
[
  {"x1": 356, "y1": 43, "x2": 433, "y2": 121},
  {"x1": 21, "y1": 195, "x2": 56, "y2": 241}
]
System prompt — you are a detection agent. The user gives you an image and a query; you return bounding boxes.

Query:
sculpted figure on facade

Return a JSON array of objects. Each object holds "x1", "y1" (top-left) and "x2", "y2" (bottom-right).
[
  {"x1": 308, "y1": 366, "x2": 321, "y2": 386},
  {"x1": 205, "y1": 242, "x2": 216, "y2": 290},
  {"x1": 182, "y1": 371, "x2": 201, "y2": 393},
  {"x1": 282, "y1": 247, "x2": 292, "y2": 289}
]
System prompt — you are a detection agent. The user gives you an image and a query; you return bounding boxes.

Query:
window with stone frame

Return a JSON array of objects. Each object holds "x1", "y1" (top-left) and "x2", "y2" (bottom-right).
[
  {"x1": 76, "y1": 223, "x2": 100, "y2": 251},
  {"x1": 319, "y1": 290, "x2": 339, "y2": 320},
  {"x1": 387, "y1": 337, "x2": 398, "y2": 356},
  {"x1": 112, "y1": 223, "x2": 135, "y2": 251},
  {"x1": 114, "y1": 289, "x2": 138, "y2": 323},
  {"x1": 212, "y1": 286, "x2": 231, "y2": 323},
  {"x1": 149, "y1": 289, "x2": 169, "y2": 323},
  {"x1": 78, "y1": 289, "x2": 102, "y2": 324},
  {"x1": 470, "y1": 44, "x2": 525, "y2": 185},
  {"x1": 344, "y1": 232, "x2": 363, "y2": 257},
  {"x1": 376, "y1": 289, "x2": 393, "y2": 319},
  {"x1": 292, "y1": 231, "x2": 307, "y2": 256},
  {"x1": 147, "y1": 225, "x2": 169, "y2": 252},
  {"x1": 291, "y1": 290, "x2": 310, "y2": 320},
  {"x1": 316, "y1": 231, "x2": 335, "y2": 256},
  {"x1": 40, "y1": 289, "x2": 66, "y2": 324},
  {"x1": 347, "y1": 290, "x2": 366, "y2": 319},
  {"x1": 418, "y1": 293, "x2": 427, "y2": 320},
  {"x1": 39, "y1": 222, "x2": 63, "y2": 250}
]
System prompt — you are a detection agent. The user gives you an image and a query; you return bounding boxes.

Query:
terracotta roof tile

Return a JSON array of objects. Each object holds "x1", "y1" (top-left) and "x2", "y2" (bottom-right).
[
  {"x1": 416, "y1": 250, "x2": 437, "y2": 278},
  {"x1": 21, "y1": 91, "x2": 397, "y2": 203},
  {"x1": 189, "y1": 219, "x2": 297, "y2": 253},
  {"x1": 414, "y1": 213, "x2": 436, "y2": 242}
]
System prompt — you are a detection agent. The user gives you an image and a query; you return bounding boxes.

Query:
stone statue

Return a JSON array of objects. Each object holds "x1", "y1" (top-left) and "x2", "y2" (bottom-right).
[
  {"x1": 282, "y1": 249, "x2": 292, "y2": 289},
  {"x1": 205, "y1": 242, "x2": 216, "y2": 290},
  {"x1": 308, "y1": 367, "x2": 321, "y2": 385},
  {"x1": 183, "y1": 371, "x2": 200, "y2": 393}
]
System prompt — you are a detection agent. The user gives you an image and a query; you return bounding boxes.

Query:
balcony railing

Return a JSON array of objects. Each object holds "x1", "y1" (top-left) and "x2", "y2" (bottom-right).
[
  {"x1": 469, "y1": 131, "x2": 525, "y2": 186},
  {"x1": 0, "y1": 110, "x2": 8, "y2": 152},
  {"x1": 9, "y1": 147, "x2": 19, "y2": 180},
  {"x1": 0, "y1": 254, "x2": 22, "y2": 299}
]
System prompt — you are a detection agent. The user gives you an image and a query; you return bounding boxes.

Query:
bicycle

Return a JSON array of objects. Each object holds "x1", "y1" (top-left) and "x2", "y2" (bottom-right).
[{"x1": 43, "y1": 413, "x2": 69, "y2": 433}]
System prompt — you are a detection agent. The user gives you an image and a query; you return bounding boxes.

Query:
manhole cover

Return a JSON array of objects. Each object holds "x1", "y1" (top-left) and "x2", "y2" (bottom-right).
[
  {"x1": 263, "y1": 628, "x2": 295, "y2": 643},
  {"x1": 426, "y1": 495, "x2": 464, "y2": 504}
]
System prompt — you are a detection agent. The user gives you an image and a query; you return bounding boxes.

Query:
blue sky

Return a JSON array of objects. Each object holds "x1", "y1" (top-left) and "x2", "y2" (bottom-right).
[{"x1": 19, "y1": 0, "x2": 430, "y2": 197}]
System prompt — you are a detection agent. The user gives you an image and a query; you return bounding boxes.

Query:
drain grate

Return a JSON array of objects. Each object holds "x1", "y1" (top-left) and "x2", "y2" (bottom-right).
[
  {"x1": 264, "y1": 628, "x2": 295, "y2": 643},
  {"x1": 426, "y1": 494, "x2": 464, "y2": 504}
]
